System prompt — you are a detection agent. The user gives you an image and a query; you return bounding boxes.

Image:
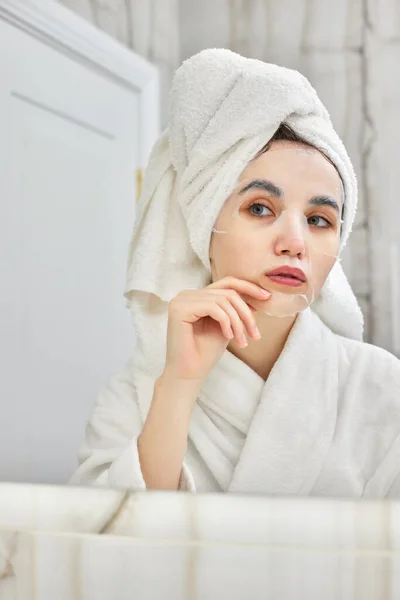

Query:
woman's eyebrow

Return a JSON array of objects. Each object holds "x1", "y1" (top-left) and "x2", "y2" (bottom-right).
[
  {"x1": 238, "y1": 179, "x2": 283, "y2": 198},
  {"x1": 309, "y1": 196, "x2": 340, "y2": 214},
  {"x1": 238, "y1": 179, "x2": 340, "y2": 214}
]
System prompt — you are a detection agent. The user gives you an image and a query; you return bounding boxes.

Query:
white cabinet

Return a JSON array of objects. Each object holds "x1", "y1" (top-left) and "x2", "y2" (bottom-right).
[{"x1": 0, "y1": 0, "x2": 159, "y2": 483}]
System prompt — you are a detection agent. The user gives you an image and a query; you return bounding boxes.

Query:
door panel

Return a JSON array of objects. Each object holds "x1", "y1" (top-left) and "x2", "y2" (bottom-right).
[{"x1": 0, "y1": 8, "x2": 158, "y2": 483}]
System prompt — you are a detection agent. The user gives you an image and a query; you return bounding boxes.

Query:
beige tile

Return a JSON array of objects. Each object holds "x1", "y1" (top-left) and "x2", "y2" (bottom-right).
[
  {"x1": 32, "y1": 533, "x2": 81, "y2": 600},
  {"x1": 194, "y1": 543, "x2": 360, "y2": 600},
  {"x1": 194, "y1": 495, "x2": 363, "y2": 549},
  {"x1": 9, "y1": 531, "x2": 35, "y2": 600},
  {"x1": 6, "y1": 529, "x2": 191, "y2": 600},
  {"x1": 91, "y1": 0, "x2": 130, "y2": 46},
  {"x1": 103, "y1": 491, "x2": 192, "y2": 540},
  {"x1": 0, "y1": 482, "x2": 125, "y2": 534},
  {"x1": 374, "y1": 0, "x2": 400, "y2": 41},
  {"x1": 57, "y1": 0, "x2": 94, "y2": 23},
  {"x1": 78, "y1": 534, "x2": 190, "y2": 600},
  {"x1": 356, "y1": 294, "x2": 371, "y2": 342},
  {"x1": 179, "y1": 0, "x2": 230, "y2": 62},
  {"x1": 129, "y1": 0, "x2": 152, "y2": 58},
  {"x1": 341, "y1": 226, "x2": 369, "y2": 296},
  {"x1": 303, "y1": 0, "x2": 362, "y2": 51}
]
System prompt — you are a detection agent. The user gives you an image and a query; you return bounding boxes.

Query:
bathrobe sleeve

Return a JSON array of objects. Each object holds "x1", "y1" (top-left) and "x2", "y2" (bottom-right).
[
  {"x1": 381, "y1": 353, "x2": 400, "y2": 499},
  {"x1": 353, "y1": 343, "x2": 400, "y2": 499},
  {"x1": 69, "y1": 358, "x2": 196, "y2": 492}
]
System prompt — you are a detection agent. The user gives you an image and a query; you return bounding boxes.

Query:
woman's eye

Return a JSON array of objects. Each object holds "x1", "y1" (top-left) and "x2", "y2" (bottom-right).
[
  {"x1": 308, "y1": 215, "x2": 331, "y2": 228},
  {"x1": 247, "y1": 205, "x2": 332, "y2": 228},
  {"x1": 249, "y1": 203, "x2": 272, "y2": 217}
]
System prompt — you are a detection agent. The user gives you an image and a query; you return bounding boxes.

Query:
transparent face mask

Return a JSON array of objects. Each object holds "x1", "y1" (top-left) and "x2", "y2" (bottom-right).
[{"x1": 210, "y1": 178, "x2": 343, "y2": 318}]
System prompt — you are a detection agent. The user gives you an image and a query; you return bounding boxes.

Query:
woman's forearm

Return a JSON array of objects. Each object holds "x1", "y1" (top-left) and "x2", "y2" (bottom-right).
[{"x1": 137, "y1": 371, "x2": 201, "y2": 490}]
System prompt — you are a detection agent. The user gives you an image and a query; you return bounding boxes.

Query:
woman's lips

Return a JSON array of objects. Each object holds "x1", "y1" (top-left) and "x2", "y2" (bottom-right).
[
  {"x1": 265, "y1": 266, "x2": 307, "y2": 288},
  {"x1": 266, "y1": 275, "x2": 304, "y2": 287}
]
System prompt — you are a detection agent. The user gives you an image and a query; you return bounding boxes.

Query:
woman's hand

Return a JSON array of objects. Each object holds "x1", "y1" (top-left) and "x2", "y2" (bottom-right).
[{"x1": 163, "y1": 276, "x2": 271, "y2": 382}]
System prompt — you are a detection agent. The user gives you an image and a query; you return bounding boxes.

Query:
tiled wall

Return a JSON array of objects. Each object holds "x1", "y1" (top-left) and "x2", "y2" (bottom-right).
[
  {"x1": 57, "y1": 0, "x2": 180, "y2": 127},
  {"x1": 2, "y1": 482, "x2": 400, "y2": 599}
]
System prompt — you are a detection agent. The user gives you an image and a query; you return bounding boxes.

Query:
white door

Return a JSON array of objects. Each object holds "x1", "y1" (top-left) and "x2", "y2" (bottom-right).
[{"x1": 0, "y1": 0, "x2": 159, "y2": 483}]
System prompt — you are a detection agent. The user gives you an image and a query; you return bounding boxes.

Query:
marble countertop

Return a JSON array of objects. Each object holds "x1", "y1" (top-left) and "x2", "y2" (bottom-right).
[{"x1": 1, "y1": 482, "x2": 400, "y2": 599}]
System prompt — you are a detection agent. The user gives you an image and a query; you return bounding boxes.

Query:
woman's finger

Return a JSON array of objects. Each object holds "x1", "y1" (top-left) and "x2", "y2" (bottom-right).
[
  {"x1": 208, "y1": 276, "x2": 271, "y2": 301},
  {"x1": 211, "y1": 296, "x2": 249, "y2": 347},
  {"x1": 211, "y1": 289, "x2": 260, "y2": 339},
  {"x1": 182, "y1": 299, "x2": 234, "y2": 340}
]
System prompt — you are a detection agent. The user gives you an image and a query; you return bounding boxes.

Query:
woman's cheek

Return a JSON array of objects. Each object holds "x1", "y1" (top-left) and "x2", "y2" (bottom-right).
[
  {"x1": 311, "y1": 255, "x2": 337, "y2": 296},
  {"x1": 212, "y1": 234, "x2": 246, "y2": 268}
]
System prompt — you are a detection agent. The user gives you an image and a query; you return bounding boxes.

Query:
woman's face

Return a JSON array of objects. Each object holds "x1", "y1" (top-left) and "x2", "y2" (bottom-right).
[{"x1": 209, "y1": 140, "x2": 343, "y2": 312}]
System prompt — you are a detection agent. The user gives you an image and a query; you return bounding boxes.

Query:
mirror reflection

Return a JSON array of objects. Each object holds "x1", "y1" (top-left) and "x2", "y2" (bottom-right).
[{"x1": 1, "y1": 0, "x2": 399, "y2": 502}]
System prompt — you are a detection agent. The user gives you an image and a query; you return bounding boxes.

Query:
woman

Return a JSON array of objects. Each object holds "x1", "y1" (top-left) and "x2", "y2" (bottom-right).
[{"x1": 70, "y1": 49, "x2": 400, "y2": 497}]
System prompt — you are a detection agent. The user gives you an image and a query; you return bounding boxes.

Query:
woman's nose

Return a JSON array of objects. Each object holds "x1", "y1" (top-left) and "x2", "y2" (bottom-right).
[
  {"x1": 273, "y1": 212, "x2": 307, "y2": 257},
  {"x1": 275, "y1": 235, "x2": 305, "y2": 257}
]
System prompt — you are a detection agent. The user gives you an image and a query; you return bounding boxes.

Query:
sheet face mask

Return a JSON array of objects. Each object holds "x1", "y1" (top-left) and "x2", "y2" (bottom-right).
[{"x1": 211, "y1": 178, "x2": 343, "y2": 318}]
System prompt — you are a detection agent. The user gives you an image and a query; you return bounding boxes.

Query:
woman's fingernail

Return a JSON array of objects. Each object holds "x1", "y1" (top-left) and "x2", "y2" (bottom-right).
[
  {"x1": 260, "y1": 289, "x2": 270, "y2": 296},
  {"x1": 240, "y1": 335, "x2": 248, "y2": 347},
  {"x1": 253, "y1": 327, "x2": 261, "y2": 339}
]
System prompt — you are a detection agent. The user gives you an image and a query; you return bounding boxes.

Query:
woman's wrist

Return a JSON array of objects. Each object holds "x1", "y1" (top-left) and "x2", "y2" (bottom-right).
[
  {"x1": 138, "y1": 369, "x2": 200, "y2": 490},
  {"x1": 157, "y1": 368, "x2": 203, "y2": 401}
]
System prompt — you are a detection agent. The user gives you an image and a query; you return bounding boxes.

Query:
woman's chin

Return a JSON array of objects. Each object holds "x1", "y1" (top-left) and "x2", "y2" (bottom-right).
[{"x1": 255, "y1": 293, "x2": 309, "y2": 317}]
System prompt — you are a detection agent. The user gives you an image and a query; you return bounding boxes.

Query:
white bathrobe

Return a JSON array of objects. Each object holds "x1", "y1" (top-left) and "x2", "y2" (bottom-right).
[
  {"x1": 71, "y1": 49, "x2": 400, "y2": 499},
  {"x1": 70, "y1": 308, "x2": 400, "y2": 499}
]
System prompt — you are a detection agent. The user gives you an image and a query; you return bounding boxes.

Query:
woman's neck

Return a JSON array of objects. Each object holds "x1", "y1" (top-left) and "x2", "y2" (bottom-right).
[{"x1": 227, "y1": 312, "x2": 298, "y2": 380}]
